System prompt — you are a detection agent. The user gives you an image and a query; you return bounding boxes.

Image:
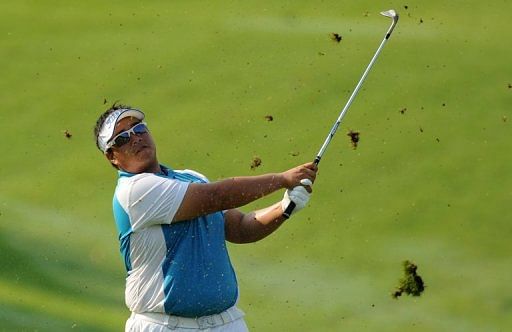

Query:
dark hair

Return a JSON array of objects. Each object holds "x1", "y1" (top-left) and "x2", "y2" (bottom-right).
[{"x1": 93, "y1": 102, "x2": 133, "y2": 151}]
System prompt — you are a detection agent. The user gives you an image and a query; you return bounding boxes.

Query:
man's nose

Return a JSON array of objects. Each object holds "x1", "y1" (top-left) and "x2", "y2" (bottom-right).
[{"x1": 132, "y1": 133, "x2": 143, "y2": 143}]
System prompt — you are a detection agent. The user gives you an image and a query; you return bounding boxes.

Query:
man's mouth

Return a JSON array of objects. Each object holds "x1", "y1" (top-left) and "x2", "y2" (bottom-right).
[
  {"x1": 126, "y1": 144, "x2": 149, "y2": 155},
  {"x1": 135, "y1": 145, "x2": 149, "y2": 153}
]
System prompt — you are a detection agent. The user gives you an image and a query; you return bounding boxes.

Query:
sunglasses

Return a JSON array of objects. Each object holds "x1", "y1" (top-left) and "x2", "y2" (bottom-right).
[{"x1": 106, "y1": 122, "x2": 148, "y2": 150}]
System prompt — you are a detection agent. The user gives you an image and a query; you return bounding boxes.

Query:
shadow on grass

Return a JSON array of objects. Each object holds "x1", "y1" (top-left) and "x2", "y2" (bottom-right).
[{"x1": 0, "y1": 234, "x2": 126, "y2": 331}]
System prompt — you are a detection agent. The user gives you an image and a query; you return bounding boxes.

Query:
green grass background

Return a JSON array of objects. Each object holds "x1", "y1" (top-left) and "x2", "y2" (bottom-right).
[{"x1": 1, "y1": 0, "x2": 511, "y2": 331}]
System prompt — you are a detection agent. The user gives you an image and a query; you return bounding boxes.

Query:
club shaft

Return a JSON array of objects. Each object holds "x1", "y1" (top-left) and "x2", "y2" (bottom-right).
[
  {"x1": 282, "y1": 12, "x2": 398, "y2": 218},
  {"x1": 314, "y1": 21, "x2": 395, "y2": 166}
]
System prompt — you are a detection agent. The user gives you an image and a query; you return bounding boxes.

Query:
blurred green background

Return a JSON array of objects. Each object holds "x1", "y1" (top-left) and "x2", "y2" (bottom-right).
[{"x1": 1, "y1": 0, "x2": 511, "y2": 331}]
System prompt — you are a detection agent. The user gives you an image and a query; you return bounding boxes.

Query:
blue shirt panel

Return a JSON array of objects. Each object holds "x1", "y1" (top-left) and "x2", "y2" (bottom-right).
[
  {"x1": 113, "y1": 194, "x2": 132, "y2": 272},
  {"x1": 158, "y1": 167, "x2": 238, "y2": 317},
  {"x1": 161, "y1": 212, "x2": 238, "y2": 317}
]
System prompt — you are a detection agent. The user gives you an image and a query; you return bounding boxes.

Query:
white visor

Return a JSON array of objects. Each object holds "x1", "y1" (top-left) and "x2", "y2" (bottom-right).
[{"x1": 97, "y1": 108, "x2": 145, "y2": 153}]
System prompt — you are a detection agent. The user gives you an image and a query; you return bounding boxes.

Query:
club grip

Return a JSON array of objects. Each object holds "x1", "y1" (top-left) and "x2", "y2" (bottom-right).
[
  {"x1": 283, "y1": 157, "x2": 320, "y2": 218},
  {"x1": 282, "y1": 201, "x2": 296, "y2": 219}
]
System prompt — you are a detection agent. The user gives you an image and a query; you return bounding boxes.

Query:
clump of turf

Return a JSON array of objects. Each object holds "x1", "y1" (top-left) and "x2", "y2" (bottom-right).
[
  {"x1": 329, "y1": 32, "x2": 342, "y2": 43},
  {"x1": 250, "y1": 156, "x2": 262, "y2": 170},
  {"x1": 347, "y1": 130, "x2": 360, "y2": 149},
  {"x1": 392, "y1": 260, "x2": 425, "y2": 299}
]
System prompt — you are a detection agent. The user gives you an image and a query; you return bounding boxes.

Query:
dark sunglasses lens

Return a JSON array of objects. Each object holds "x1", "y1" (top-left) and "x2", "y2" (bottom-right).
[
  {"x1": 133, "y1": 123, "x2": 148, "y2": 134},
  {"x1": 110, "y1": 123, "x2": 147, "y2": 148},
  {"x1": 113, "y1": 133, "x2": 131, "y2": 147}
]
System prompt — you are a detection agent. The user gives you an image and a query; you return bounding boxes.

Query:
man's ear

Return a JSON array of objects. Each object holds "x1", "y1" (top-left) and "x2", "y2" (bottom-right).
[{"x1": 105, "y1": 150, "x2": 119, "y2": 168}]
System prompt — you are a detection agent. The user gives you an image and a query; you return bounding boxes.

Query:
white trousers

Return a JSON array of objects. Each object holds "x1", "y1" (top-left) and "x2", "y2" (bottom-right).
[{"x1": 125, "y1": 306, "x2": 249, "y2": 332}]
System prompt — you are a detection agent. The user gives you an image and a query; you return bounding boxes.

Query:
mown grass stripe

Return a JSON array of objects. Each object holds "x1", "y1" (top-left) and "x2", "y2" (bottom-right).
[{"x1": 0, "y1": 278, "x2": 125, "y2": 330}]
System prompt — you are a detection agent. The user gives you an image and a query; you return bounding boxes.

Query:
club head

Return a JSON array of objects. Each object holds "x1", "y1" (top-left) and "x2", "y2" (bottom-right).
[
  {"x1": 380, "y1": 9, "x2": 399, "y2": 38},
  {"x1": 380, "y1": 9, "x2": 399, "y2": 22}
]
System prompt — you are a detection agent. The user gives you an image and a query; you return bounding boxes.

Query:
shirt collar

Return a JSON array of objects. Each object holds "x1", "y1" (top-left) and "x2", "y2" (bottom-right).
[{"x1": 118, "y1": 164, "x2": 175, "y2": 178}]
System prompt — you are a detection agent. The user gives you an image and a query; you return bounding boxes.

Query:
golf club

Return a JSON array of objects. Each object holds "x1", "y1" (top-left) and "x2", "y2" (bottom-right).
[{"x1": 283, "y1": 9, "x2": 399, "y2": 218}]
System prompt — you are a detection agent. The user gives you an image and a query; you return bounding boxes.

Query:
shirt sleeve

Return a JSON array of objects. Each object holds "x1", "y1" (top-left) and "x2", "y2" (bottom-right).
[
  {"x1": 179, "y1": 169, "x2": 231, "y2": 214},
  {"x1": 116, "y1": 173, "x2": 189, "y2": 232},
  {"x1": 180, "y1": 169, "x2": 209, "y2": 183}
]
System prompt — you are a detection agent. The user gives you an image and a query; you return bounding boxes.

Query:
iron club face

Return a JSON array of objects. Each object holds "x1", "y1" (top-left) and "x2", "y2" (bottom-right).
[
  {"x1": 380, "y1": 9, "x2": 399, "y2": 39},
  {"x1": 380, "y1": 9, "x2": 398, "y2": 19}
]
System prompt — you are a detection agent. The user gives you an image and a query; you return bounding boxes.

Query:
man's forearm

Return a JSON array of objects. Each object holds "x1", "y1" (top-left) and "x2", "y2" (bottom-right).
[
  {"x1": 214, "y1": 175, "x2": 285, "y2": 209},
  {"x1": 174, "y1": 174, "x2": 285, "y2": 221},
  {"x1": 227, "y1": 203, "x2": 287, "y2": 244}
]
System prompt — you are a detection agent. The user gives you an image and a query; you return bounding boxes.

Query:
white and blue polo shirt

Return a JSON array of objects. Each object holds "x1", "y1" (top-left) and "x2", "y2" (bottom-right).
[{"x1": 112, "y1": 165, "x2": 239, "y2": 317}]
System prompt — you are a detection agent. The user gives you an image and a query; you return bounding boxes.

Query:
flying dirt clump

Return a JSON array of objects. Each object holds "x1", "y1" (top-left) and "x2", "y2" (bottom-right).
[
  {"x1": 64, "y1": 130, "x2": 72, "y2": 139},
  {"x1": 264, "y1": 115, "x2": 274, "y2": 121},
  {"x1": 347, "y1": 130, "x2": 360, "y2": 149},
  {"x1": 392, "y1": 260, "x2": 425, "y2": 299},
  {"x1": 329, "y1": 33, "x2": 342, "y2": 43},
  {"x1": 250, "y1": 156, "x2": 262, "y2": 170}
]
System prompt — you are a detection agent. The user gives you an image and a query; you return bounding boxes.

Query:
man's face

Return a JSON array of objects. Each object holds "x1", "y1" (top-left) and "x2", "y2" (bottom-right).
[{"x1": 106, "y1": 116, "x2": 158, "y2": 173}]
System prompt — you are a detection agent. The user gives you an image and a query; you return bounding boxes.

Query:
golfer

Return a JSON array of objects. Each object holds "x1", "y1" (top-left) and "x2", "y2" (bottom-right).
[{"x1": 94, "y1": 104, "x2": 317, "y2": 331}]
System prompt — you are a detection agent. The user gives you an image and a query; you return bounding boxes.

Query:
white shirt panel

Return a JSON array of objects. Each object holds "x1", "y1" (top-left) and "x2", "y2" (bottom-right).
[
  {"x1": 116, "y1": 173, "x2": 189, "y2": 231},
  {"x1": 126, "y1": 226, "x2": 167, "y2": 313}
]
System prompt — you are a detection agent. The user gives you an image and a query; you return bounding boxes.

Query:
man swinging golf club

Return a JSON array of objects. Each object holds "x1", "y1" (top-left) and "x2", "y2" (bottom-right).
[
  {"x1": 93, "y1": 8, "x2": 397, "y2": 330},
  {"x1": 94, "y1": 104, "x2": 317, "y2": 331}
]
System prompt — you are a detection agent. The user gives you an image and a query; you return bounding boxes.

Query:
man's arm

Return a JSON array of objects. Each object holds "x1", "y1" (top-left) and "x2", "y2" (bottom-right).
[
  {"x1": 172, "y1": 162, "x2": 316, "y2": 222},
  {"x1": 224, "y1": 184, "x2": 312, "y2": 243},
  {"x1": 223, "y1": 204, "x2": 287, "y2": 244}
]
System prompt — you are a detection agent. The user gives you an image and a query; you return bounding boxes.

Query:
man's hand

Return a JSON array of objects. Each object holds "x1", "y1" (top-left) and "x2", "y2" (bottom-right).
[
  {"x1": 280, "y1": 162, "x2": 317, "y2": 190},
  {"x1": 281, "y1": 179, "x2": 312, "y2": 218}
]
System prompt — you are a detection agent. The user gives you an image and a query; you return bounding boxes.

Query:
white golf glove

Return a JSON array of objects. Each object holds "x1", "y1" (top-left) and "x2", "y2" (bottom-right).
[{"x1": 281, "y1": 179, "x2": 312, "y2": 218}]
